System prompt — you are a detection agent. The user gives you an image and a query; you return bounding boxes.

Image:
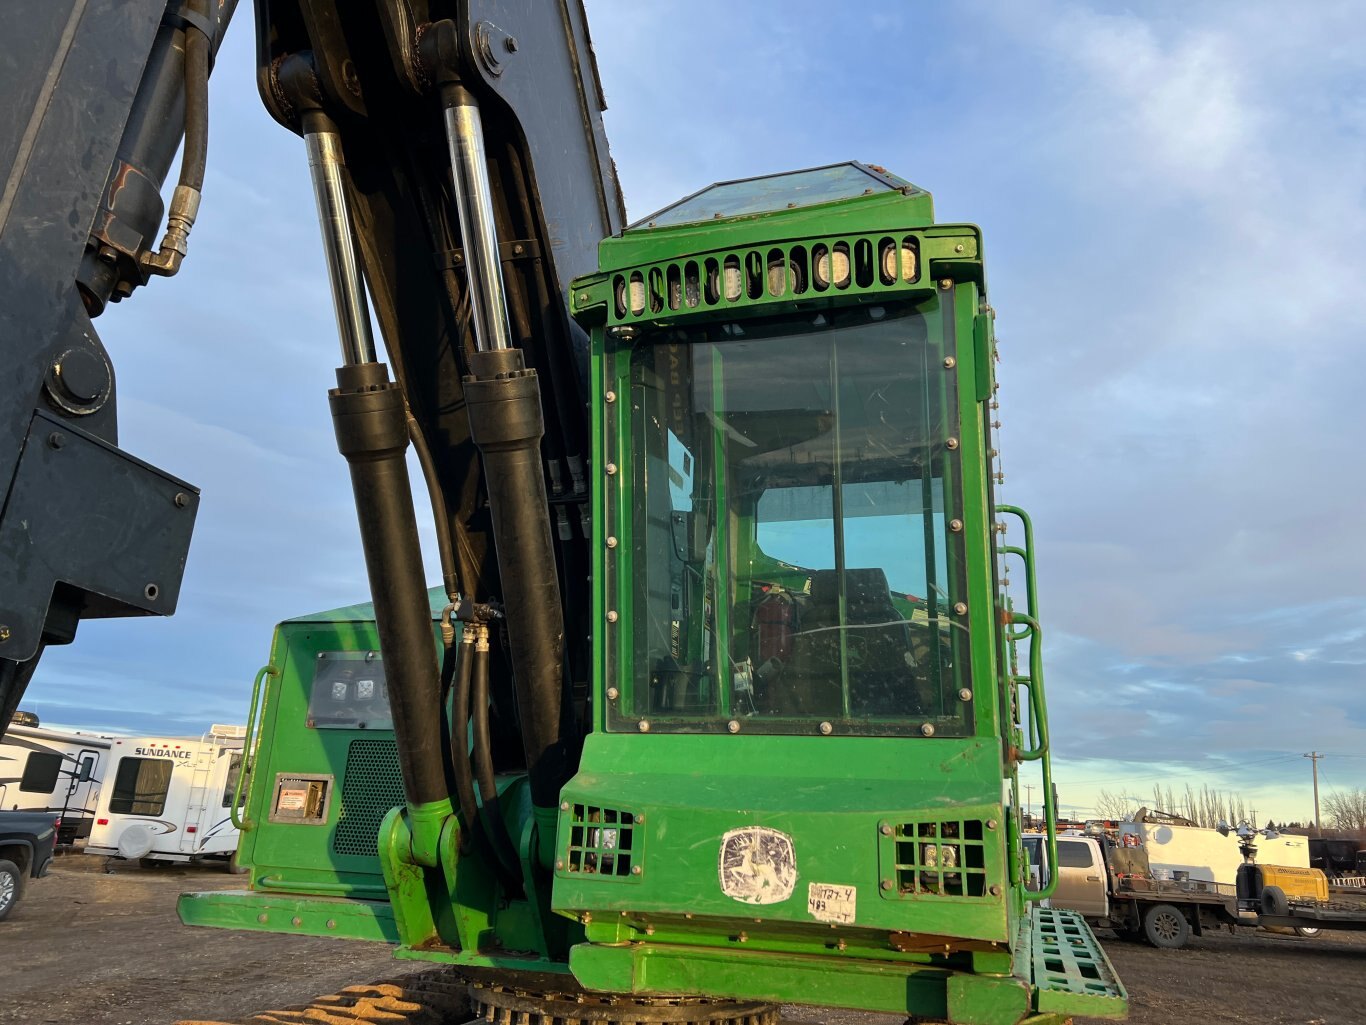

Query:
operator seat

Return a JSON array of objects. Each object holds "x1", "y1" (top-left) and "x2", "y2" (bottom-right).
[{"x1": 775, "y1": 568, "x2": 920, "y2": 718}]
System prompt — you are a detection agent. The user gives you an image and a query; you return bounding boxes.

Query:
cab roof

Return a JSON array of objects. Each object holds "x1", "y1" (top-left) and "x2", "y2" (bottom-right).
[
  {"x1": 284, "y1": 586, "x2": 448, "y2": 624},
  {"x1": 629, "y1": 161, "x2": 920, "y2": 230}
]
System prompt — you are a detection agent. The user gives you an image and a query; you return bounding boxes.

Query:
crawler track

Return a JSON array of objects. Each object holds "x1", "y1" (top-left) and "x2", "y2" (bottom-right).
[
  {"x1": 174, "y1": 969, "x2": 474, "y2": 1025},
  {"x1": 175, "y1": 971, "x2": 782, "y2": 1025}
]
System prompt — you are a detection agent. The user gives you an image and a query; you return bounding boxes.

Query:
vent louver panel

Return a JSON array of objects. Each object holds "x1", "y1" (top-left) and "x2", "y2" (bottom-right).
[
  {"x1": 332, "y1": 739, "x2": 405, "y2": 858},
  {"x1": 564, "y1": 804, "x2": 637, "y2": 877},
  {"x1": 891, "y1": 819, "x2": 987, "y2": 897},
  {"x1": 610, "y1": 234, "x2": 920, "y2": 322}
]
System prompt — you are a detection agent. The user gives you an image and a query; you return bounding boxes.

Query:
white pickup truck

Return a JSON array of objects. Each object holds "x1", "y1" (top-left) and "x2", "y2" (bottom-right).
[{"x1": 1025, "y1": 833, "x2": 1244, "y2": 949}]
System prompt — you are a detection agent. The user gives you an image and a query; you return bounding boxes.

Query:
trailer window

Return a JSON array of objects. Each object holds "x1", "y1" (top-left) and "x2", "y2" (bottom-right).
[
  {"x1": 108, "y1": 757, "x2": 173, "y2": 815},
  {"x1": 221, "y1": 752, "x2": 248, "y2": 807},
  {"x1": 20, "y1": 752, "x2": 62, "y2": 793}
]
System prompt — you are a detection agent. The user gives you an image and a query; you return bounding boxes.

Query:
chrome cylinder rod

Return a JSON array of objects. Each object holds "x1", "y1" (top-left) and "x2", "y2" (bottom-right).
[
  {"x1": 304, "y1": 130, "x2": 377, "y2": 366},
  {"x1": 441, "y1": 91, "x2": 512, "y2": 352}
]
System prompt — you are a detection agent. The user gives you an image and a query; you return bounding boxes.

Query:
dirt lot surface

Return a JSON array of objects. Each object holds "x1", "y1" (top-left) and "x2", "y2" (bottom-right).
[
  {"x1": 2, "y1": 856, "x2": 1364, "y2": 1025},
  {"x1": 0, "y1": 855, "x2": 419, "y2": 1025},
  {"x1": 1074, "y1": 924, "x2": 1366, "y2": 1025}
]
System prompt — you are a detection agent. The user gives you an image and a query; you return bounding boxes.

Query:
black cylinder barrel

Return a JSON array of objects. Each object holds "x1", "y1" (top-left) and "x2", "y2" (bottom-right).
[
  {"x1": 330, "y1": 361, "x2": 448, "y2": 811},
  {"x1": 463, "y1": 348, "x2": 566, "y2": 809}
]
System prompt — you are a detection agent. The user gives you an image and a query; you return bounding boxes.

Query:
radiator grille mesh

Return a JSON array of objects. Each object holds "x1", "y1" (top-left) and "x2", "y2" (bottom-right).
[{"x1": 332, "y1": 739, "x2": 405, "y2": 858}]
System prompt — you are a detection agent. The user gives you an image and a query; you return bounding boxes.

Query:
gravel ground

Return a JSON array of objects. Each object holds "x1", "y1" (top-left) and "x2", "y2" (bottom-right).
[
  {"x1": 2, "y1": 855, "x2": 1363, "y2": 1025},
  {"x1": 1074, "y1": 923, "x2": 1366, "y2": 1025},
  {"x1": 0, "y1": 854, "x2": 417, "y2": 1025}
]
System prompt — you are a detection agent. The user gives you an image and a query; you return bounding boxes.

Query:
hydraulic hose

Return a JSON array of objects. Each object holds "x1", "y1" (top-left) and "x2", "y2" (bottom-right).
[
  {"x1": 179, "y1": 0, "x2": 209, "y2": 192},
  {"x1": 447, "y1": 627, "x2": 480, "y2": 851},
  {"x1": 471, "y1": 627, "x2": 523, "y2": 883},
  {"x1": 437, "y1": 630, "x2": 459, "y2": 821},
  {"x1": 407, "y1": 413, "x2": 460, "y2": 602},
  {"x1": 142, "y1": 0, "x2": 211, "y2": 277}
]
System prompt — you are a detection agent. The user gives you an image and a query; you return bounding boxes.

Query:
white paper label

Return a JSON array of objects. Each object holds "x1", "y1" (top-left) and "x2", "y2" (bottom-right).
[
  {"x1": 807, "y1": 882, "x2": 857, "y2": 924},
  {"x1": 277, "y1": 788, "x2": 308, "y2": 812}
]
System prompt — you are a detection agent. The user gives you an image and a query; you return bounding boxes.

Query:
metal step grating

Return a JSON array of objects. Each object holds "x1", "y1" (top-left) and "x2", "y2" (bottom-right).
[{"x1": 1030, "y1": 907, "x2": 1127, "y2": 1019}]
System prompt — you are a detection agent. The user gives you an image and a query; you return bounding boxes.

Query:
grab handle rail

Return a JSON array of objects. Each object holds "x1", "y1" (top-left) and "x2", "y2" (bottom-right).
[{"x1": 230, "y1": 664, "x2": 278, "y2": 830}]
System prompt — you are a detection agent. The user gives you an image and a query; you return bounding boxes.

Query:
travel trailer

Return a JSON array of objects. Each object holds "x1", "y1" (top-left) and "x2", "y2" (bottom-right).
[
  {"x1": 0, "y1": 720, "x2": 113, "y2": 843},
  {"x1": 86, "y1": 726, "x2": 247, "y2": 865}
]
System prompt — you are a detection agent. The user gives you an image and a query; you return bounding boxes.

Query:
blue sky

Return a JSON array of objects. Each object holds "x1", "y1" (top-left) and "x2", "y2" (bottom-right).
[{"x1": 23, "y1": 1, "x2": 1366, "y2": 823}]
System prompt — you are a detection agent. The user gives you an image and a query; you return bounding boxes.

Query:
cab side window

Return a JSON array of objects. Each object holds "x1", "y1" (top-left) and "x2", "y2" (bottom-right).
[{"x1": 1056, "y1": 841, "x2": 1094, "y2": 869}]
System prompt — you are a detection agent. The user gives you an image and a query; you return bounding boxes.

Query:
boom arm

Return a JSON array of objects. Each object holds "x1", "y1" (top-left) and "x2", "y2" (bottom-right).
[
  {"x1": 0, "y1": 0, "x2": 238, "y2": 728},
  {"x1": 0, "y1": 0, "x2": 625, "y2": 836}
]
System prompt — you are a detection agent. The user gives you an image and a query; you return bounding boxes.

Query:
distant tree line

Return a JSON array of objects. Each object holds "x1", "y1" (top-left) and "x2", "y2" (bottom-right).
[
  {"x1": 1323, "y1": 788, "x2": 1366, "y2": 832},
  {"x1": 1089, "y1": 783, "x2": 1366, "y2": 837},
  {"x1": 1091, "y1": 784, "x2": 1252, "y2": 828}
]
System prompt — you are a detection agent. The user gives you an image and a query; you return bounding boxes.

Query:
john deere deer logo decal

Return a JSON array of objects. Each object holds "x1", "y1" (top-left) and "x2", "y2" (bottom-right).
[{"x1": 718, "y1": 826, "x2": 797, "y2": 905}]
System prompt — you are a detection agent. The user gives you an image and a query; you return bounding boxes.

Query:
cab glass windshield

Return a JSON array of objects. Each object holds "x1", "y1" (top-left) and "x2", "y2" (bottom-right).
[{"x1": 616, "y1": 300, "x2": 971, "y2": 735}]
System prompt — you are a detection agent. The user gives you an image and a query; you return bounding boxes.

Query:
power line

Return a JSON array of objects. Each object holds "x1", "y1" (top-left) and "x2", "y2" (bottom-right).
[{"x1": 1305, "y1": 752, "x2": 1324, "y2": 833}]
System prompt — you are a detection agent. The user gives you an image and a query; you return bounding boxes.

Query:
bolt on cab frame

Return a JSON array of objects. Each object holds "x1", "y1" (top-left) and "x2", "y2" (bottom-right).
[{"x1": 558, "y1": 163, "x2": 1126, "y2": 1023}]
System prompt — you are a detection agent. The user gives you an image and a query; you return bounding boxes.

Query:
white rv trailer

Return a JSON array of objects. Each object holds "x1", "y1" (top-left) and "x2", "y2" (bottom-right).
[
  {"x1": 86, "y1": 725, "x2": 247, "y2": 865},
  {"x1": 0, "y1": 722, "x2": 114, "y2": 843}
]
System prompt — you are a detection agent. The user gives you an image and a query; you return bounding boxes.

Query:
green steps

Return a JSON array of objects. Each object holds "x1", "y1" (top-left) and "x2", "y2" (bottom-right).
[{"x1": 1028, "y1": 908, "x2": 1127, "y2": 1019}]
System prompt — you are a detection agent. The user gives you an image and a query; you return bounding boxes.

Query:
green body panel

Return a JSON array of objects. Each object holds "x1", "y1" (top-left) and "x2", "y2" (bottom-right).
[
  {"x1": 234, "y1": 593, "x2": 446, "y2": 896},
  {"x1": 179, "y1": 591, "x2": 447, "y2": 921},
  {"x1": 555, "y1": 733, "x2": 1008, "y2": 944},
  {"x1": 178, "y1": 889, "x2": 398, "y2": 942}
]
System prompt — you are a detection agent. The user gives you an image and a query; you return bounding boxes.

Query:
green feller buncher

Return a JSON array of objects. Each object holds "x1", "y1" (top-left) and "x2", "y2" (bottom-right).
[{"x1": 0, "y1": 3, "x2": 1125, "y2": 1023}]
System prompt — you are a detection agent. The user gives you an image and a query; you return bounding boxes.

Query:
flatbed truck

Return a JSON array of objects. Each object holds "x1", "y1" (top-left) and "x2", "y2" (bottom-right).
[{"x1": 1025, "y1": 833, "x2": 1241, "y2": 948}]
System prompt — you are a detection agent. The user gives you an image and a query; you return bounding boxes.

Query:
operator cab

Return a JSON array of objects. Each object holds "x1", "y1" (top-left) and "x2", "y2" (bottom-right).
[{"x1": 596, "y1": 163, "x2": 971, "y2": 740}]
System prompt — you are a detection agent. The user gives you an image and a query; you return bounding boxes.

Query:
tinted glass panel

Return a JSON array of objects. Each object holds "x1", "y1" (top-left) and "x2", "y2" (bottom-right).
[
  {"x1": 20, "y1": 752, "x2": 62, "y2": 793},
  {"x1": 221, "y1": 751, "x2": 247, "y2": 808},
  {"x1": 1056, "y1": 841, "x2": 1094, "y2": 868},
  {"x1": 620, "y1": 301, "x2": 969, "y2": 735},
  {"x1": 109, "y1": 757, "x2": 173, "y2": 816},
  {"x1": 307, "y1": 652, "x2": 392, "y2": 729},
  {"x1": 639, "y1": 163, "x2": 900, "y2": 228}
]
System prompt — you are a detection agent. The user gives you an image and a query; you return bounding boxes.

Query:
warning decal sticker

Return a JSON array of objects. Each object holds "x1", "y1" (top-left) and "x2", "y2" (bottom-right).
[
  {"x1": 718, "y1": 826, "x2": 797, "y2": 905},
  {"x1": 807, "y1": 882, "x2": 857, "y2": 924}
]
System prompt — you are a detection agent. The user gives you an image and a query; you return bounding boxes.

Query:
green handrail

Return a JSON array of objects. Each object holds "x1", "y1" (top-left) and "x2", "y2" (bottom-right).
[
  {"x1": 996, "y1": 505, "x2": 1037, "y2": 615},
  {"x1": 1010, "y1": 628, "x2": 1047, "y2": 763},
  {"x1": 1011, "y1": 611, "x2": 1058, "y2": 902},
  {"x1": 231, "y1": 664, "x2": 278, "y2": 830},
  {"x1": 257, "y1": 875, "x2": 388, "y2": 899}
]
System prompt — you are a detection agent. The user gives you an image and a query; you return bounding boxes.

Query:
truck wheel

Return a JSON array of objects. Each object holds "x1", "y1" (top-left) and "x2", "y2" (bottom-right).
[
  {"x1": 1143, "y1": 903, "x2": 1191, "y2": 949},
  {"x1": 1261, "y1": 885, "x2": 1290, "y2": 918},
  {"x1": 1294, "y1": 925, "x2": 1321, "y2": 938},
  {"x1": 0, "y1": 859, "x2": 23, "y2": 922}
]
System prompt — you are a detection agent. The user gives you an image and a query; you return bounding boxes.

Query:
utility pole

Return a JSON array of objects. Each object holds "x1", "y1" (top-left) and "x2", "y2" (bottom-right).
[
  {"x1": 1025, "y1": 784, "x2": 1034, "y2": 824},
  {"x1": 1305, "y1": 752, "x2": 1323, "y2": 834}
]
